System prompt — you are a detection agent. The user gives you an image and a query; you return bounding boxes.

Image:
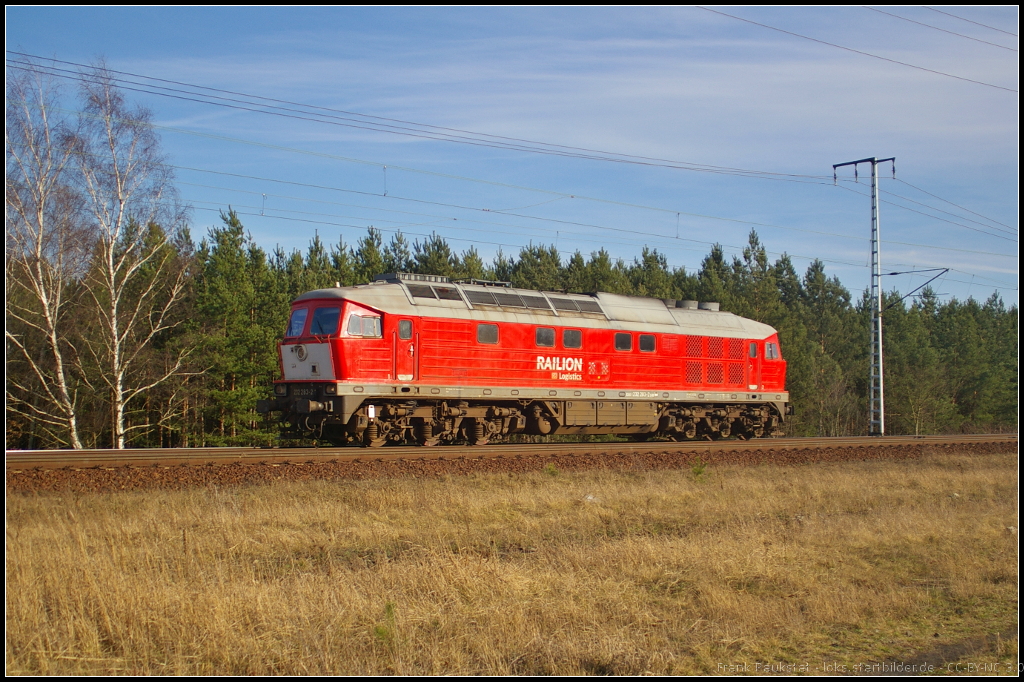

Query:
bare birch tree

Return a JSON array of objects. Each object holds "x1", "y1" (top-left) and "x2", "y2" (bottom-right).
[
  {"x1": 75, "y1": 66, "x2": 192, "y2": 449},
  {"x1": 5, "y1": 64, "x2": 91, "y2": 449}
]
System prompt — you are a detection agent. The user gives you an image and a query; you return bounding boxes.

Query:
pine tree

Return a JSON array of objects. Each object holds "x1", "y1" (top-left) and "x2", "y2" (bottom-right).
[
  {"x1": 192, "y1": 210, "x2": 282, "y2": 445},
  {"x1": 413, "y1": 232, "x2": 457, "y2": 278},
  {"x1": 353, "y1": 228, "x2": 386, "y2": 284},
  {"x1": 628, "y1": 247, "x2": 673, "y2": 299},
  {"x1": 456, "y1": 246, "x2": 486, "y2": 281},
  {"x1": 584, "y1": 249, "x2": 630, "y2": 294},
  {"x1": 383, "y1": 232, "x2": 413, "y2": 274},
  {"x1": 512, "y1": 244, "x2": 562, "y2": 291}
]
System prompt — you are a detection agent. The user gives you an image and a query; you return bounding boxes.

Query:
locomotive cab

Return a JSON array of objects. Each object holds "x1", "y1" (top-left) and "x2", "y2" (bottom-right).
[
  {"x1": 279, "y1": 303, "x2": 342, "y2": 381},
  {"x1": 278, "y1": 299, "x2": 392, "y2": 383}
]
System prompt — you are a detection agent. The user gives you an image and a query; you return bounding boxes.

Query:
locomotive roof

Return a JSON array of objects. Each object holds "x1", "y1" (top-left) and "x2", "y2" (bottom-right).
[{"x1": 294, "y1": 279, "x2": 778, "y2": 340}]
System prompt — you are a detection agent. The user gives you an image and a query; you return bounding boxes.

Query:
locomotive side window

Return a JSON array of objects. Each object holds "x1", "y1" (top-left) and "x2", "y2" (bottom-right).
[
  {"x1": 536, "y1": 327, "x2": 555, "y2": 347},
  {"x1": 286, "y1": 308, "x2": 308, "y2": 337},
  {"x1": 749, "y1": 342, "x2": 758, "y2": 358},
  {"x1": 614, "y1": 333, "x2": 632, "y2": 351},
  {"x1": 362, "y1": 317, "x2": 382, "y2": 338},
  {"x1": 563, "y1": 329, "x2": 582, "y2": 349},
  {"x1": 346, "y1": 314, "x2": 382, "y2": 338},
  {"x1": 766, "y1": 342, "x2": 780, "y2": 360},
  {"x1": 399, "y1": 320, "x2": 413, "y2": 340},
  {"x1": 310, "y1": 307, "x2": 341, "y2": 335},
  {"x1": 639, "y1": 334, "x2": 656, "y2": 352},
  {"x1": 477, "y1": 323, "x2": 499, "y2": 344}
]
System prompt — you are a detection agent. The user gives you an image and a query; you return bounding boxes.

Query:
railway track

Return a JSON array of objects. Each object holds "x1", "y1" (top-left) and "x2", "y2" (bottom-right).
[
  {"x1": 6, "y1": 434, "x2": 1016, "y2": 494},
  {"x1": 5, "y1": 434, "x2": 1017, "y2": 470}
]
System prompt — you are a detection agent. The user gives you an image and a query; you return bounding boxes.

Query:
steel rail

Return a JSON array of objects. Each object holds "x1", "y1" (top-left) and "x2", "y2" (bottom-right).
[{"x1": 5, "y1": 434, "x2": 1017, "y2": 470}]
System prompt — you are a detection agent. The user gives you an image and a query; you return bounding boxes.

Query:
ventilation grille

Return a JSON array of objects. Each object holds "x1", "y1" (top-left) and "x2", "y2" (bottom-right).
[
  {"x1": 492, "y1": 292, "x2": 525, "y2": 307},
  {"x1": 575, "y1": 299, "x2": 603, "y2": 313},
  {"x1": 685, "y1": 361, "x2": 702, "y2": 384},
  {"x1": 406, "y1": 284, "x2": 436, "y2": 299},
  {"x1": 548, "y1": 297, "x2": 579, "y2": 311},
  {"x1": 728, "y1": 363, "x2": 745, "y2": 385},
  {"x1": 433, "y1": 286, "x2": 463, "y2": 301},
  {"x1": 520, "y1": 294, "x2": 552, "y2": 310},
  {"x1": 685, "y1": 336, "x2": 702, "y2": 358},
  {"x1": 465, "y1": 290, "x2": 497, "y2": 306},
  {"x1": 707, "y1": 363, "x2": 724, "y2": 384}
]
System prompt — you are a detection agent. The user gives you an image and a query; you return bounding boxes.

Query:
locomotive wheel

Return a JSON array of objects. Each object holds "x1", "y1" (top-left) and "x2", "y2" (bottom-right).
[
  {"x1": 469, "y1": 418, "x2": 489, "y2": 446},
  {"x1": 671, "y1": 420, "x2": 698, "y2": 441},
  {"x1": 415, "y1": 419, "x2": 441, "y2": 447},
  {"x1": 364, "y1": 421, "x2": 387, "y2": 448}
]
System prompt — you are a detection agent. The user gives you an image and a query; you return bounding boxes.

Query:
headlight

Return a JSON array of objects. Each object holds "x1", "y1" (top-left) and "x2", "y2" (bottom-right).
[
  {"x1": 324, "y1": 384, "x2": 337, "y2": 395},
  {"x1": 274, "y1": 384, "x2": 288, "y2": 396}
]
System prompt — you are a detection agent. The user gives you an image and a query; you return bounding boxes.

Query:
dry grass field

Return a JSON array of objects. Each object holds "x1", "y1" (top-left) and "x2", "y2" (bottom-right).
[{"x1": 6, "y1": 451, "x2": 1018, "y2": 675}]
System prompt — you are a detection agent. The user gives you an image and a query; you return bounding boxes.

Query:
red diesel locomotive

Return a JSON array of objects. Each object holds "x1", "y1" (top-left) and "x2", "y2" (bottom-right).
[{"x1": 257, "y1": 273, "x2": 790, "y2": 446}]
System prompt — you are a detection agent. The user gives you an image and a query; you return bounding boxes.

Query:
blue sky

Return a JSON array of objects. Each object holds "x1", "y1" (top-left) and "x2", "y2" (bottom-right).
[{"x1": 7, "y1": 6, "x2": 1018, "y2": 305}]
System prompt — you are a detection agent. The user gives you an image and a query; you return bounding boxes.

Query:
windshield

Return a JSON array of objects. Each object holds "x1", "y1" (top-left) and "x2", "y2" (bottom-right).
[
  {"x1": 286, "y1": 308, "x2": 308, "y2": 337},
  {"x1": 310, "y1": 307, "x2": 341, "y2": 335}
]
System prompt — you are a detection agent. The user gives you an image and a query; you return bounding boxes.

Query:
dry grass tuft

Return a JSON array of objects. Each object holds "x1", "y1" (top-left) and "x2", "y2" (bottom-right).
[{"x1": 6, "y1": 452, "x2": 1018, "y2": 675}]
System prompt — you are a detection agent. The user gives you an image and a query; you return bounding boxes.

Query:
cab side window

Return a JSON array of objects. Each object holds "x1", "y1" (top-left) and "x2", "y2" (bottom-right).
[
  {"x1": 765, "y1": 342, "x2": 780, "y2": 360},
  {"x1": 346, "y1": 314, "x2": 382, "y2": 338}
]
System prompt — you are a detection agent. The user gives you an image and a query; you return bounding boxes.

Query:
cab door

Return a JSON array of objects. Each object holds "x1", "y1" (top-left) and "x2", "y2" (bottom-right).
[
  {"x1": 394, "y1": 319, "x2": 417, "y2": 382},
  {"x1": 747, "y1": 341, "x2": 761, "y2": 391}
]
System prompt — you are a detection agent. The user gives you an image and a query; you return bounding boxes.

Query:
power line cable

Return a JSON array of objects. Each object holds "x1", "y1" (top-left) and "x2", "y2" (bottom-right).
[
  {"x1": 923, "y1": 7, "x2": 1019, "y2": 37},
  {"x1": 894, "y1": 178, "x2": 1017, "y2": 232},
  {"x1": 877, "y1": 187, "x2": 1017, "y2": 236},
  {"x1": 178, "y1": 176, "x2": 1015, "y2": 259},
  {"x1": 862, "y1": 7, "x2": 1017, "y2": 51},
  {"x1": 836, "y1": 183, "x2": 1017, "y2": 243},
  {"x1": 11, "y1": 64, "x2": 1015, "y2": 293},
  {"x1": 14, "y1": 127, "x2": 1017, "y2": 264},
  {"x1": 6, "y1": 53, "x2": 836, "y2": 182},
  {"x1": 16, "y1": 58, "x2": 1011, "y2": 241},
  {"x1": 182, "y1": 189, "x2": 1014, "y2": 261},
  {"x1": 696, "y1": 6, "x2": 1018, "y2": 93}
]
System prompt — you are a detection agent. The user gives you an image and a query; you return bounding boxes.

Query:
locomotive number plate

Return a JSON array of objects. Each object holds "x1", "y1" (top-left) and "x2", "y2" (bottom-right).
[{"x1": 291, "y1": 386, "x2": 318, "y2": 397}]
